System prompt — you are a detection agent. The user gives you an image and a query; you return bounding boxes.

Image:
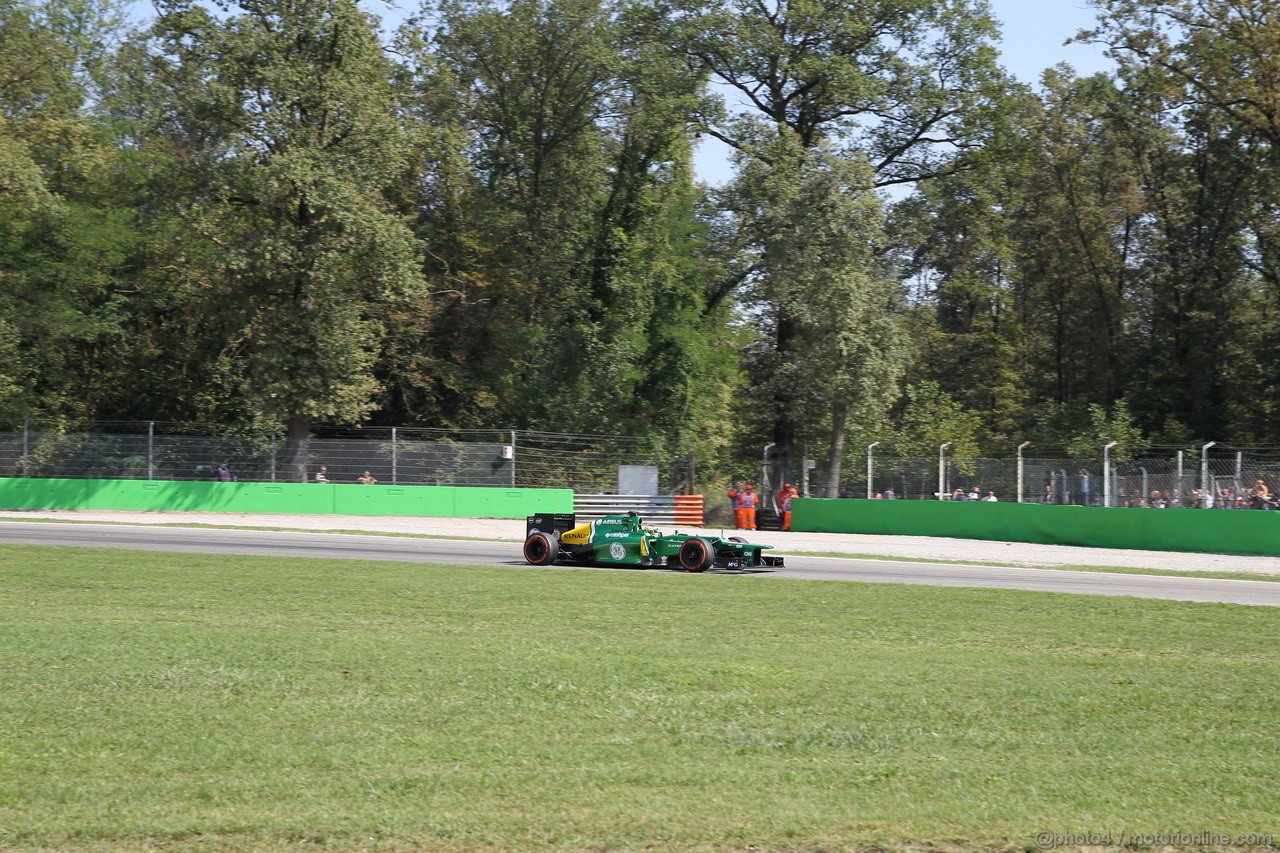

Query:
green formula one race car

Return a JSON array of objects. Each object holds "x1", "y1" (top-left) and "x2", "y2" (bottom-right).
[{"x1": 522, "y1": 511, "x2": 784, "y2": 572}]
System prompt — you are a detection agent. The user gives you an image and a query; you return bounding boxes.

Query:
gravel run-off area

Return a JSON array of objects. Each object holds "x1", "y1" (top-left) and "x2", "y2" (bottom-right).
[{"x1": 2, "y1": 508, "x2": 1279, "y2": 577}]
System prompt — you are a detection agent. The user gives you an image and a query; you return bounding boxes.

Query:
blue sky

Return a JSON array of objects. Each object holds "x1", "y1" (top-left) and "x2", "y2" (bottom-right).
[{"x1": 989, "y1": 0, "x2": 1112, "y2": 84}]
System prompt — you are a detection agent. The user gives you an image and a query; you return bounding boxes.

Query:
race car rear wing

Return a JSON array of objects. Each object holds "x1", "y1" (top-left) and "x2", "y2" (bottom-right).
[{"x1": 526, "y1": 511, "x2": 577, "y2": 539}]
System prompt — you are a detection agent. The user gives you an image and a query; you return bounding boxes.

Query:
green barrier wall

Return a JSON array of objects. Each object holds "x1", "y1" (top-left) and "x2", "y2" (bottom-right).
[
  {"x1": 0, "y1": 478, "x2": 572, "y2": 519},
  {"x1": 793, "y1": 498, "x2": 1280, "y2": 557}
]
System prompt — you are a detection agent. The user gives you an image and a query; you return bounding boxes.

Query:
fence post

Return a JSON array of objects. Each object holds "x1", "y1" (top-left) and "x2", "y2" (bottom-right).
[
  {"x1": 1201, "y1": 441, "x2": 1216, "y2": 504},
  {"x1": 22, "y1": 418, "x2": 29, "y2": 477},
  {"x1": 1017, "y1": 441, "x2": 1030, "y2": 503},
  {"x1": 866, "y1": 442, "x2": 878, "y2": 500},
  {"x1": 147, "y1": 421, "x2": 154, "y2": 480},
  {"x1": 271, "y1": 435, "x2": 277, "y2": 482},
  {"x1": 1176, "y1": 450, "x2": 1183, "y2": 506},
  {"x1": 938, "y1": 443, "x2": 950, "y2": 500},
  {"x1": 1103, "y1": 442, "x2": 1116, "y2": 507},
  {"x1": 761, "y1": 443, "x2": 775, "y2": 500},
  {"x1": 392, "y1": 427, "x2": 398, "y2": 485},
  {"x1": 801, "y1": 443, "x2": 810, "y2": 497},
  {"x1": 511, "y1": 430, "x2": 517, "y2": 488}
]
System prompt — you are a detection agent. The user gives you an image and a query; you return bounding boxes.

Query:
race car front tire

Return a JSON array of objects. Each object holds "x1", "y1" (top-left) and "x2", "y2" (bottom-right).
[
  {"x1": 677, "y1": 537, "x2": 714, "y2": 572},
  {"x1": 523, "y1": 531, "x2": 560, "y2": 565}
]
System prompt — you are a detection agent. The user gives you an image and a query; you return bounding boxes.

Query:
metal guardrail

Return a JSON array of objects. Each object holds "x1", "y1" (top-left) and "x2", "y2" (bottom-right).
[{"x1": 573, "y1": 494, "x2": 704, "y2": 527}]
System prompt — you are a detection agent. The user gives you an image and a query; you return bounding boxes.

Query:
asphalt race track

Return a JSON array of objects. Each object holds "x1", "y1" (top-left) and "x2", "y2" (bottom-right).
[{"x1": 2, "y1": 521, "x2": 1279, "y2": 607}]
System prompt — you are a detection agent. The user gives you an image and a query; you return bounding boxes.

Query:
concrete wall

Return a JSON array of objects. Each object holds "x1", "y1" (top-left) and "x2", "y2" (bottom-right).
[
  {"x1": 793, "y1": 498, "x2": 1280, "y2": 557},
  {"x1": 0, "y1": 478, "x2": 572, "y2": 519}
]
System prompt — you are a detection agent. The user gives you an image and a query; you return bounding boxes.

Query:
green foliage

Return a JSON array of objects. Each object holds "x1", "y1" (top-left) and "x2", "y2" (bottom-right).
[
  {"x1": 890, "y1": 380, "x2": 982, "y2": 459},
  {"x1": 8, "y1": 0, "x2": 1280, "y2": 465},
  {"x1": 1065, "y1": 400, "x2": 1145, "y2": 460},
  {"x1": 675, "y1": 0, "x2": 1005, "y2": 482},
  {"x1": 396, "y1": 0, "x2": 735, "y2": 457},
  {"x1": 719, "y1": 134, "x2": 907, "y2": 488},
  {"x1": 677, "y1": 0, "x2": 1007, "y2": 185},
  {"x1": 889, "y1": 83, "x2": 1036, "y2": 448},
  {"x1": 137, "y1": 0, "x2": 424, "y2": 439},
  {"x1": 0, "y1": 0, "x2": 146, "y2": 427}
]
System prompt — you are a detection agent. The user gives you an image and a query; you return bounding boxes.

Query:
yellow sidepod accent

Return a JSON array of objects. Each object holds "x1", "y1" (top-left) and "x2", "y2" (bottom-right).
[
  {"x1": 639, "y1": 537, "x2": 649, "y2": 557},
  {"x1": 560, "y1": 524, "x2": 592, "y2": 546}
]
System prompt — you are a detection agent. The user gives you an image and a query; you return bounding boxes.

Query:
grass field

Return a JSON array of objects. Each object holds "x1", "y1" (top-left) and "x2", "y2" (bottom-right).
[{"x1": 1, "y1": 545, "x2": 1277, "y2": 852}]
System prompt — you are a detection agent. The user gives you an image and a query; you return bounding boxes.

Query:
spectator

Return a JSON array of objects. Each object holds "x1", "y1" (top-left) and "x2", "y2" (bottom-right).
[
  {"x1": 968, "y1": 486, "x2": 981, "y2": 501},
  {"x1": 884, "y1": 487, "x2": 895, "y2": 500},
  {"x1": 1078, "y1": 469, "x2": 1090, "y2": 506},
  {"x1": 1254, "y1": 479, "x2": 1275, "y2": 509},
  {"x1": 1149, "y1": 490, "x2": 1165, "y2": 508},
  {"x1": 1042, "y1": 484, "x2": 1054, "y2": 504},
  {"x1": 982, "y1": 490, "x2": 998, "y2": 502},
  {"x1": 216, "y1": 462, "x2": 234, "y2": 482},
  {"x1": 357, "y1": 471, "x2": 377, "y2": 485},
  {"x1": 314, "y1": 465, "x2": 330, "y2": 484}
]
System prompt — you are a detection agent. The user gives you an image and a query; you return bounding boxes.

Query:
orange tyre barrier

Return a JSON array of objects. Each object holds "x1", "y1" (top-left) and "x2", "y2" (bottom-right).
[{"x1": 673, "y1": 494, "x2": 705, "y2": 527}]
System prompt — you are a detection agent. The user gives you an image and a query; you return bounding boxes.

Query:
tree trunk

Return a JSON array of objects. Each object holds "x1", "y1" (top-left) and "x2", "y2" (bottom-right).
[
  {"x1": 825, "y1": 400, "x2": 846, "y2": 498},
  {"x1": 284, "y1": 412, "x2": 310, "y2": 483}
]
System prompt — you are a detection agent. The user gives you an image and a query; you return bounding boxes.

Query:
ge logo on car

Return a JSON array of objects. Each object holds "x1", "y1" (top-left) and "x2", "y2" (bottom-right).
[{"x1": 609, "y1": 543, "x2": 626, "y2": 560}]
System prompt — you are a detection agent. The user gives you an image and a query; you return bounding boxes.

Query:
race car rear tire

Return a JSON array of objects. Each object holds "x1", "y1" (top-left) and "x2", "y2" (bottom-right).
[
  {"x1": 677, "y1": 537, "x2": 714, "y2": 572},
  {"x1": 523, "y1": 531, "x2": 559, "y2": 565}
]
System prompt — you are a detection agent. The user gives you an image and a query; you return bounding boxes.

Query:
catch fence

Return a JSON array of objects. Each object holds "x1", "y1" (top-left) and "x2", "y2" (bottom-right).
[
  {"x1": 763, "y1": 451, "x2": 1280, "y2": 510},
  {"x1": 6, "y1": 421, "x2": 1280, "y2": 509},
  {"x1": 0, "y1": 423, "x2": 691, "y2": 494}
]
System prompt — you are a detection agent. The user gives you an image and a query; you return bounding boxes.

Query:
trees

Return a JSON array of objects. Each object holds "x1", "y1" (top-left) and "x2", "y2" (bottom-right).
[
  {"x1": 1084, "y1": 0, "x2": 1280, "y2": 147},
  {"x1": 719, "y1": 136, "x2": 905, "y2": 495},
  {"x1": 0, "y1": 0, "x2": 143, "y2": 428},
  {"x1": 677, "y1": 0, "x2": 1008, "y2": 481},
  {"x1": 1084, "y1": 0, "x2": 1280, "y2": 442},
  {"x1": 889, "y1": 83, "x2": 1035, "y2": 446},
  {"x1": 8, "y1": 0, "x2": 1280, "y2": 470},
  {"x1": 680, "y1": 0, "x2": 1008, "y2": 187},
  {"x1": 400, "y1": 0, "x2": 735, "y2": 454},
  {"x1": 1011, "y1": 70, "x2": 1147, "y2": 414},
  {"x1": 136, "y1": 0, "x2": 424, "y2": 477}
]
